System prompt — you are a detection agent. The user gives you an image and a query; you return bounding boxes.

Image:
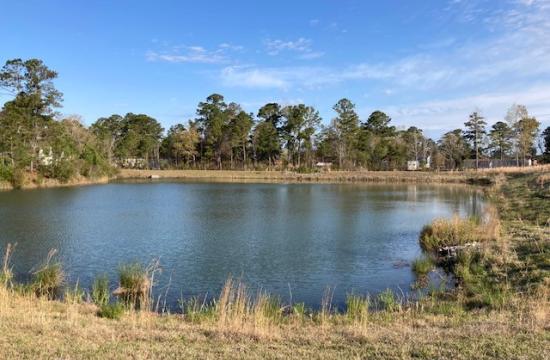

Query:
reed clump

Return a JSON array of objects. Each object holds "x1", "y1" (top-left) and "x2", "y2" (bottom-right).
[
  {"x1": 1, "y1": 243, "x2": 15, "y2": 288},
  {"x1": 114, "y1": 262, "x2": 158, "y2": 310},
  {"x1": 412, "y1": 255, "x2": 435, "y2": 277},
  {"x1": 345, "y1": 294, "x2": 369, "y2": 323},
  {"x1": 91, "y1": 274, "x2": 110, "y2": 307},
  {"x1": 377, "y1": 289, "x2": 401, "y2": 312},
  {"x1": 419, "y1": 214, "x2": 499, "y2": 252},
  {"x1": 32, "y1": 249, "x2": 64, "y2": 299},
  {"x1": 214, "y1": 277, "x2": 284, "y2": 335}
]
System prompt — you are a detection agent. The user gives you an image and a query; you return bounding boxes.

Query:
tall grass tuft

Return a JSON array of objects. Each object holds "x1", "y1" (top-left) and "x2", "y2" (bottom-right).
[
  {"x1": 377, "y1": 289, "x2": 400, "y2": 312},
  {"x1": 32, "y1": 249, "x2": 64, "y2": 299},
  {"x1": 345, "y1": 294, "x2": 369, "y2": 323},
  {"x1": 216, "y1": 276, "x2": 250, "y2": 327},
  {"x1": 64, "y1": 281, "x2": 85, "y2": 304},
  {"x1": 91, "y1": 274, "x2": 110, "y2": 307},
  {"x1": 419, "y1": 214, "x2": 499, "y2": 252},
  {"x1": 115, "y1": 262, "x2": 150, "y2": 310},
  {"x1": 1, "y1": 243, "x2": 15, "y2": 288},
  {"x1": 214, "y1": 277, "x2": 285, "y2": 333},
  {"x1": 412, "y1": 256, "x2": 434, "y2": 277},
  {"x1": 97, "y1": 302, "x2": 125, "y2": 320},
  {"x1": 181, "y1": 295, "x2": 213, "y2": 322}
]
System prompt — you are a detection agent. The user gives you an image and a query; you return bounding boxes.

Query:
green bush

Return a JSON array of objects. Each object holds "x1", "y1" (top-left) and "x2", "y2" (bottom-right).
[
  {"x1": 0, "y1": 162, "x2": 13, "y2": 182},
  {"x1": 10, "y1": 168, "x2": 25, "y2": 189},
  {"x1": 97, "y1": 302, "x2": 124, "y2": 320}
]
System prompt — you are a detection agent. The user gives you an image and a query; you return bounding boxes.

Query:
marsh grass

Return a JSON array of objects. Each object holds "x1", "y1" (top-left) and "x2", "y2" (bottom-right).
[
  {"x1": 114, "y1": 260, "x2": 160, "y2": 310},
  {"x1": 91, "y1": 274, "x2": 110, "y2": 307},
  {"x1": 213, "y1": 277, "x2": 286, "y2": 336},
  {"x1": 181, "y1": 295, "x2": 214, "y2": 322},
  {"x1": 412, "y1": 256, "x2": 435, "y2": 277},
  {"x1": 1, "y1": 243, "x2": 15, "y2": 288},
  {"x1": 97, "y1": 302, "x2": 125, "y2": 320},
  {"x1": 64, "y1": 281, "x2": 85, "y2": 304},
  {"x1": 377, "y1": 289, "x2": 401, "y2": 312},
  {"x1": 419, "y1": 211, "x2": 500, "y2": 252},
  {"x1": 345, "y1": 294, "x2": 369, "y2": 323},
  {"x1": 32, "y1": 249, "x2": 64, "y2": 299}
]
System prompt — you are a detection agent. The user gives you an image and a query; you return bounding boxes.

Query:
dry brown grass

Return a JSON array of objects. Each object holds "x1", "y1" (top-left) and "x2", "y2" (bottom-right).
[
  {"x1": 0, "y1": 284, "x2": 548, "y2": 359},
  {"x1": 419, "y1": 210, "x2": 500, "y2": 252},
  {"x1": 117, "y1": 169, "x2": 474, "y2": 184},
  {"x1": 468, "y1": 164, "x2": 550, "y2": 175}
]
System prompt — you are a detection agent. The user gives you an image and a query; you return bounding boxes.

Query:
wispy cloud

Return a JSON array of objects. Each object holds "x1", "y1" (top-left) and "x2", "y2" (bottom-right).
[
  {"x1": 222, "y1": 0, "x2": 550, "y2": 94},
  {"x1": 146, "y1": 43, "x2": 243, "y2": 64},
  {"x1": 264, "y1": 37, "x2": 324, "y2": 59},
  {"x1": 383, "y1": 84, "x2": 550, "y2": 132},
  {"x1": 220, "y1": 65, "x2": 338, "y2": 90}
]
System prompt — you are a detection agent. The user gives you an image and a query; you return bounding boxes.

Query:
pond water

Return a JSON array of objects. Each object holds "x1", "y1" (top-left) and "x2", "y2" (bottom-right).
[{"x1": 0, "y1": 180, "x2": 483, "y2": 310}]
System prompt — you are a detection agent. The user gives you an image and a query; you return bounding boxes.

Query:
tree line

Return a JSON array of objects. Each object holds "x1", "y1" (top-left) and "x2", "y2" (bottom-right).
[{"x1": 1, "y1": 58, "x2": 549, "y2": 185}]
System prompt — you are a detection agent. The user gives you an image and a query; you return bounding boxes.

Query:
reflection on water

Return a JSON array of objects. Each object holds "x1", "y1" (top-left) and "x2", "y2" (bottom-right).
[{"x1": 0, "y1": 181, "x2": 483, "y2": 309}]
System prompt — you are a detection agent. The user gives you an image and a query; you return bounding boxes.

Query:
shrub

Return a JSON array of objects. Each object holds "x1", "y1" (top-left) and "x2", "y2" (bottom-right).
[
  {"x1": 412, "y1": 256, "x2": 434, "y2": 277},
  {"x1": 97, "y1": 302, "x2": 124, "y2": 320},
  {"x1": 10, "y1": 168, "x2": 25, "y2": 189},
  {"x1": 91, "y1": 274, "x2": 110, "y2": 307},
  {"x1": 0, "y1": 162, "x2": 13, "y2": 183}
]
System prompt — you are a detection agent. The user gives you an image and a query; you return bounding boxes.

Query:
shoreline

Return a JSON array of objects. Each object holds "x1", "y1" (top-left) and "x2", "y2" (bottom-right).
[
  {"x1": 116, "y1": 169, "x2": 483, "y2": 185},
  {"x1": 1, "y1": 165, "x2": 549, "y2": 191}
]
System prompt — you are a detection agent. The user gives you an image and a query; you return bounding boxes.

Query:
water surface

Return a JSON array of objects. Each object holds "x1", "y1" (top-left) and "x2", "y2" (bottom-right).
[{"x1": 0, "y1": 180, "x2": 483, "y2": 309}]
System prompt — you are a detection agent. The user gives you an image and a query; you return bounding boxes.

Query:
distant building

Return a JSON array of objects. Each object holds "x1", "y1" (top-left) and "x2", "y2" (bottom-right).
[
  {"x1": 407, "y1": 160, "x2": 419, "y2": 171},
  {"x1": 119, "y1": 158, "x2": 147, "y2": 169},
  {"x1": 315, "y1": 162, "x2": 332, "y2": 171},
  {"x1": 38, "y1": 148, "x2": 54, "y2": 166}
]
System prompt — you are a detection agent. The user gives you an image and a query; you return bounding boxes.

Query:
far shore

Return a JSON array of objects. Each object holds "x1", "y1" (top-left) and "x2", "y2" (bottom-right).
[
  {"x1": 2, "y1": 165, "x2": 549, "y2": 191},
  {"x1": 116, "y1": 168, "x2": 478, "y2": 184}
]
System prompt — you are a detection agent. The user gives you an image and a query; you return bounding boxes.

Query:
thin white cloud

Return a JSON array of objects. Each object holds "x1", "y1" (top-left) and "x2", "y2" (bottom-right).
[
  {"x1": 146, "y1": 43, "x2": 244, "y2": 64},
  {"x1": 264, "y1": 38, "x2": 312, "y2": 55},
  {"x1": 309, "y1": 19, "x2": 320, "y2": 26},
  {"x1": 220, "y1": 66, "x2": 290, "y2": 89},
  {"x1": 264, "y1": 37, "x2": 324, "y2": 60},
  {"x1": 222, "y1": 0, "x2": 550, "y2": 94},
  {"x1": 384, "y1": 85, "x2": 550, "y2": 131},
  {"x1": 220, "y1": 65, "x2": 338, "y2": 90}
]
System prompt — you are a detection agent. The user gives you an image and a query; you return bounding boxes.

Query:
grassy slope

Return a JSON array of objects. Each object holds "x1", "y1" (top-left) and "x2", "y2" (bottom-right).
[
  {"x1": 0, "y1": 169, "x2": 549, "y2": 359},
  {"x1": 0, "y1": 287, "x2": 547, "y2": 359}
]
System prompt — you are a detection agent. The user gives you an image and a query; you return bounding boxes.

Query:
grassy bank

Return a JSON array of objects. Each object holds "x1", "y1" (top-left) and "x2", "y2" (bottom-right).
[
  {"x1": 117, "y1": 168, "x2": 489, "y2": 184},
  {"x1": 0, "y1": 167, "x2": 549, "y2": 359},
  {"x1": 0, "y1": 173, "x2": 110, "y2": 191}
]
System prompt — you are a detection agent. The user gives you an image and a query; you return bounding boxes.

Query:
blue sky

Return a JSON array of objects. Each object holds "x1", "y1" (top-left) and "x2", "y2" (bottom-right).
[{"x1": 1, "y1": 0, "x2": 549, "y2": 138}]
